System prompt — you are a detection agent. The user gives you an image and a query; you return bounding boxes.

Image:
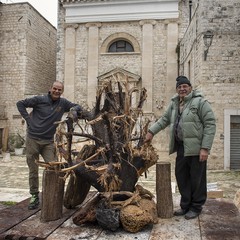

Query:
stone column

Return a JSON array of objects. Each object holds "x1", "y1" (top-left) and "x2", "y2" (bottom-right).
[
  {"x1": 86, "y1": 22, "x2": 102, "y2": 108},
  {"x1": 64, "y1": 24, "x2": 78, "y2": 102},
  {"x1": 140, "y1": 20, "x2": 156, "y2": 113},
  {"x1": 166, "y1": 22, "x2": 178, "y2": 100}
]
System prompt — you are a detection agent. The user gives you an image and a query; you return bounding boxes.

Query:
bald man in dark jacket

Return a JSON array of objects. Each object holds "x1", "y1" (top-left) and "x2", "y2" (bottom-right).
[{"x1": 17, "y1": 81, "x2": 83, "y2": 210}]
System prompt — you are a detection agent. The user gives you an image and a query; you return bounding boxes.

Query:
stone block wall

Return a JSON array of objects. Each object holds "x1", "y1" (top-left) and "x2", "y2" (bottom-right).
[
  {"x1": 178, "y1": 0, "x2": 240, "y2": 169},
  {"x1": 0, "y1": 3, "x2": 57, "y2": 137}
]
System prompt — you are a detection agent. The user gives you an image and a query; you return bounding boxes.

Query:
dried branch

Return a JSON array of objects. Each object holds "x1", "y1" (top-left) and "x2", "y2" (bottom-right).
[{"x1": 60, "y1": 147, "x2": 105, "y2": 173}]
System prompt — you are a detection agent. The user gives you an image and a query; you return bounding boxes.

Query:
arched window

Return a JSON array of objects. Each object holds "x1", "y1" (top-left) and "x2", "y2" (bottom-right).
[
  {"x1": 108, "y1": 40, "x2": 134, "y2": 53},
  {"x1": 100, "y1": 33, "x2": 140, "y2": 54}
]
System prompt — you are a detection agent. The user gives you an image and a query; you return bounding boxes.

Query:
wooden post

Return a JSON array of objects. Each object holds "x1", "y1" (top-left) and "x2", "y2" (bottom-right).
[
  {"x1": 2, "y1": 127, "x2": 9, "y2": 152},
  {"x1": 40, "y1": 170, "x2": 65, "y2": 222},
  {"x1": 156, "y1": 162, "x2": 173, "y2": 218}
]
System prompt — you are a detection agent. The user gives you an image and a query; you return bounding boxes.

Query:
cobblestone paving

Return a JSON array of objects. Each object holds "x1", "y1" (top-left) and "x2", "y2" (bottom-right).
[
  {"x1": 0, "y1": 153, "x2": 239, "y2": 202},
  {"x1": 0, "y1": 154, "x2": 43, "y2": 190}
]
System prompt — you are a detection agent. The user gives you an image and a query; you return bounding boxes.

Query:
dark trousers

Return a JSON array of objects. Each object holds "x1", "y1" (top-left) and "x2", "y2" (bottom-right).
[{"x1": 175, "y1": 143, "x2": 207, "y2": 213}]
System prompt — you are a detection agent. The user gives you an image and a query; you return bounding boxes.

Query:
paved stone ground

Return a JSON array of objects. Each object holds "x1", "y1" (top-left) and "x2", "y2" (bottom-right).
[
  {"x1": 0, "y1": 153, "x2": 240, "y2": 239},
  {"x1": 0, "y1": 153, "x2": 240, "y2": 204}
]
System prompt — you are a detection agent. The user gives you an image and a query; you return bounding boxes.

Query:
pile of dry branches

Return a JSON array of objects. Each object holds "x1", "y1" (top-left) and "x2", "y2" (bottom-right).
[{"x1": 38, "y1": 73, "x2": 159, "y2": 231}]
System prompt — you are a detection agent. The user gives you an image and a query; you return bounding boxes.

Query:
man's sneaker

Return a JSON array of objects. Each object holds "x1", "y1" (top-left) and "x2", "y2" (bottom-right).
[{"x1": 28, "y1": 194, "x2": 39, "y2": 210}]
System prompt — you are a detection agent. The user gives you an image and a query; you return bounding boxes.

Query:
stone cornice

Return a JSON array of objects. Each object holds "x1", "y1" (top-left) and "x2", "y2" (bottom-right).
[
  {"x1": 98, "y1": 67, "x2": 141, "y2": 82},
  {"x1": 61, "y1": 0, "x2": 179, "y2": 23}
]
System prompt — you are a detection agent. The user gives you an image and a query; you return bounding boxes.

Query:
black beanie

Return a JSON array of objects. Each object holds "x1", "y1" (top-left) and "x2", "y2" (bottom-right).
[{"x1": 176, "y1": 76, "x2": 191, "y2": 88}]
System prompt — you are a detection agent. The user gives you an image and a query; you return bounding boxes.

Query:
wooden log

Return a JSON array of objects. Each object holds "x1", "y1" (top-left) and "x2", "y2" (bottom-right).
[
  {"x1": 40, "y1": 170, "x2": 65, "y2": 222},
  {"x1": 156, "y1": 162, "x2": 173, "y2": 218},
  {"x1": 64, "y1": 174, "x2": 91, "y2": 209}
]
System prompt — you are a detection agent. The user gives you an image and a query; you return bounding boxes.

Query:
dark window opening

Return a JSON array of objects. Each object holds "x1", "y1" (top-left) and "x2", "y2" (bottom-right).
[{"x1": 108, "y1": 40, "x2": 134, "y2": 52}]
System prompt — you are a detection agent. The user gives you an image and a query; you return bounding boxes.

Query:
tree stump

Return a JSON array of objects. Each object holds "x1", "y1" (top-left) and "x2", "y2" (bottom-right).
[
  {"x1": 52, "y1": 77, "x2": 159, "y2": 221},
  {"x1": 156, "y1": 162, "x2": 173, "y2": 218},
  {"x1": 40, "y1": 170, "x2": 65, "y2": 222}
]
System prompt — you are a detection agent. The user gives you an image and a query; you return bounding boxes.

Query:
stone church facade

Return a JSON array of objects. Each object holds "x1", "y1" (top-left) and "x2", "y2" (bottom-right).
[
  {"x1": 57, "y1": 0, "x2": 240, "y2": 170},
  {"x1": 0, "y1": 3, "x2": 57, "y2": 150},
  {"x1": 57, "y1": 0, "x2": 180, "y2": 161},
  {"x1": 57, "y1": 0, "x2": 179, "y2": 110}
]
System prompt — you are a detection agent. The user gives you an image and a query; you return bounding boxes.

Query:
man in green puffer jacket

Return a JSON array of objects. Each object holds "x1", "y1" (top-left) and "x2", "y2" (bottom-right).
[{"x1": 145, "y1": 76, "x2": 216, "y2": 220}]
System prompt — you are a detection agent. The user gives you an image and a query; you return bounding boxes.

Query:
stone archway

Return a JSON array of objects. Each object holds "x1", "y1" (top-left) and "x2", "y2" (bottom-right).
[{"x1": 97, "y1": 68, "x2": 141, "y2": 108}]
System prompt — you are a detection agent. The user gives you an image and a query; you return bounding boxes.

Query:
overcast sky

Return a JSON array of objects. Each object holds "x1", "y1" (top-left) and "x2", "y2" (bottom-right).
[{"x1": 2, "y1": 0, "x2": 58, "y2": 27}]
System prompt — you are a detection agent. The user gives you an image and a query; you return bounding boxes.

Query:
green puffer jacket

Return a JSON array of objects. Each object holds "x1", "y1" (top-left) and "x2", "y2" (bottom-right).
[{"x1": 149, "y1": 90, "x2": 216, "y2": 156}]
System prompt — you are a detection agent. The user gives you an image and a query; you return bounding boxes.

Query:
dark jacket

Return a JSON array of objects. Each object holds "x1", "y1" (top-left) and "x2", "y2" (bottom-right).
[
  {"x1": 16, "y1": 93, "x2": 82, "y2": 141},
  {"x1": 149, "y1": 90, "x2": 216, "y2": 156}
]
